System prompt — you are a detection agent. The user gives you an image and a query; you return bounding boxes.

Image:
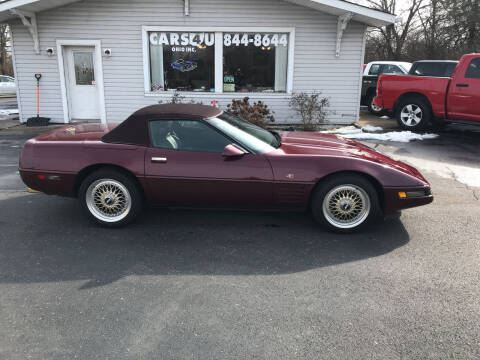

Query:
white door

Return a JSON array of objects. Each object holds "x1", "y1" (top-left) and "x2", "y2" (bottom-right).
[{"x1": 64, "y1": 46, "x2": 100, "y2": 120}]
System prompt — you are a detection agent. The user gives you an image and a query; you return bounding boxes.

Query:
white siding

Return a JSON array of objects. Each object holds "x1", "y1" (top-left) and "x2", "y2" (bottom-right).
[{"x1": 11, "y1": 0, "x2": 366, "y2": 124}]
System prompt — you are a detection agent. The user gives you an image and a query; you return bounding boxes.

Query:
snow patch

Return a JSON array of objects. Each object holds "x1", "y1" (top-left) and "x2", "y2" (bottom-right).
[
  {"x1": 334, "y1": 128, "x2": 363, "y2": 134},
  {"x1": 0, "y1": 109, "x2": 19, "y2": 116},
  {"x1": 331, "y1": 127, "x2": 438, "y2": 143},
  {"x1": 361, "y1": 125, "x2": 383, "y2": 132},
  {"x1": 342, "y1": 131, "x2": 438, "y2": 143}
]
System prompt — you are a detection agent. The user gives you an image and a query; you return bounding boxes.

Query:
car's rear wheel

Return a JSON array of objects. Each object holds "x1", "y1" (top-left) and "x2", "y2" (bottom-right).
[
  {"x1": 79, "y1": 169, "x2": 143, "y2": 227},
  {"x1": 396, "y1": 98, "x2": 431, "y2": 131},
  {"x1": 367, "y1": 92, "x2": 385, "y2": 116},
  {"x1": 311, "y1": 174, "x2": 381, "y2": 233}
]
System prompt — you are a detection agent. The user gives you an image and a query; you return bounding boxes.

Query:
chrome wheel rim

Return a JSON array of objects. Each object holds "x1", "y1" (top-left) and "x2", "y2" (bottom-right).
[
  {"x1": 322, "y1": 185, "x2": 371, "y2": 229},
  {"x1": 86, "y1": 179, "x2": 131, "y2": 223},
  {"x1": 400, "y1": 104, "x2": 423, "y2": 126},
  {"x1": 371, "y1": 98, "x2": 383, "y2": 112}
]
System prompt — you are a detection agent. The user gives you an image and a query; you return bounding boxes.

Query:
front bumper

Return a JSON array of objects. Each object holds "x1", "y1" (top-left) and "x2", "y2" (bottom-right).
[{"x1": 383, "y1": 186, "x2": 433, "y2": 215}]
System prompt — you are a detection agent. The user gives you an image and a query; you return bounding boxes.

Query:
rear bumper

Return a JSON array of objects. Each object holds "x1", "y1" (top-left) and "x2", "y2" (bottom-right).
[
  {"x1": 19, "y1": 169, "x2": 76, "y2": 197},
  {"x1": 383, "y1": 186, "x2": 433, "y2": 215},
  {"x1": 373, "y1": 95, "x2": 384, "y2": 109}
]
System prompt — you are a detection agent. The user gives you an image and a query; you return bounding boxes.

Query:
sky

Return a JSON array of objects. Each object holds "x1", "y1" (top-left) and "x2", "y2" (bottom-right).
[{"x1": 350, "y1": 0, "x2": 413, "y2": 14}]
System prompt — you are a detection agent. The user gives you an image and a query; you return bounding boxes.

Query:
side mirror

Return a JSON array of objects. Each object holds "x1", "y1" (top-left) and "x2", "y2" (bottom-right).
[{"x1": 222, "y1": 144, "x2": 246, "y2": 159}]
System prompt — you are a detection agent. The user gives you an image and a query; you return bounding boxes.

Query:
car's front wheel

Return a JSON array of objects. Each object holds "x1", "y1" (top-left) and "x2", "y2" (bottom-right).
[
  {"x1": 79, "y1": 169, "x2": 143, "y2": 227},
  {"x1": 311, "y1": 174, "x2": 381, "y2": 233}
]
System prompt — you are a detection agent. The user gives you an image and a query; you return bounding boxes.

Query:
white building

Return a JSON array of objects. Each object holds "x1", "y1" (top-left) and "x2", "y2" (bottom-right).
[{"x1": 0, "y1": 0, "x2": 394, "y2": 125}]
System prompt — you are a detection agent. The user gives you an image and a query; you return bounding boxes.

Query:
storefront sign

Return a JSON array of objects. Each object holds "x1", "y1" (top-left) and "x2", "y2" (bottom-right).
[
  {"x1": 223, "y1": 33, "x2": 288, "y2": 47},
  {"x1": 149, "y1": 32, "x2": 215, "y2": 47}
]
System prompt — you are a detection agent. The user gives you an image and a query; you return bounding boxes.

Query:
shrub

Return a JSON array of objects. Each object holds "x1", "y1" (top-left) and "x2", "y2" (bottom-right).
[
  {"x1": 289, "y1": 92, "x2": 329, "y2": 131},
  {"x1": 158, "y1": 91, "x2": 203, "y2": 105},
  {"x1": 226, "y1": 97, "x2": 275, "y2": 128}
]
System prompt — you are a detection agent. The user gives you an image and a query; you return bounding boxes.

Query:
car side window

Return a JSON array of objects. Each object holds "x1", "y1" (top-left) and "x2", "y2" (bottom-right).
[
  {"x1": 465, "y1": 58, "x2": 480, "y2": 79},
  {"x1": 368, "y1": 64, "x2": 381, "y2": 75},
  {"x1": 382, "y1": 65, "x2": 403, "y2": 74},
  {"x1": 149, "y1": 119, "x2": 231, "y2": 153}
]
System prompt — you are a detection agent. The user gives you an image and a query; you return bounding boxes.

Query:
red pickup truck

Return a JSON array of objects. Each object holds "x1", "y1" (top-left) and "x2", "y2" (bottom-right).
[{"x1": 374, "y1": 54, "x2": 480, "y2": 130}]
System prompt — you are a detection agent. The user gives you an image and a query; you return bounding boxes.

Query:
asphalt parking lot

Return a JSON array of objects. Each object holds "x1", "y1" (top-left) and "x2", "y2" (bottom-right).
[{"x1": 0, "y1": 123, "x2": 479, "y2": 359}]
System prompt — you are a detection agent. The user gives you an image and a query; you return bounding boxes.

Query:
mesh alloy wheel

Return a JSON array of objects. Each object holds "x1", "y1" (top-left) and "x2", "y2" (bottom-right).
[
  {"x1": 322, "y1": 185, "x2": 371, "y2": 229},
  {"x1": 85, "y1": 179, "x2": 132, "y2": 223}
]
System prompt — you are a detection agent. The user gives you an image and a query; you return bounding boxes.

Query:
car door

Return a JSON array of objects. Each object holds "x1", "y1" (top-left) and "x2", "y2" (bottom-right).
[
  {"x1": 362, "y1": 64, "x2": 382, "y2": 101},
  {"x1": 145, "y1": 119, "x2": 274, "y2": 208},
  {"x1": 447, "y1": 57, "x2": 480, "y2": 122}
]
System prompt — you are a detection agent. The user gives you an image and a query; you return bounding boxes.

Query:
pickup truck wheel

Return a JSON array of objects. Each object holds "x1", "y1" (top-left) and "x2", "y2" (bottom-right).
[
  {"x1": 367, "y1": 93, "x2": 385, "y2": 116},
  {"x1": 79, "y1": 169, "x2": 143, "y2": 227},
  {"x1": 396, "y1": 99, "x2": 431, "y2": 131}
]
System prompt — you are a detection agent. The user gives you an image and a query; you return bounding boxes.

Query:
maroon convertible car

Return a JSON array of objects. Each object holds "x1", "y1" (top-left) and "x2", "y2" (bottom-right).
[{"x1": 19, "y1": 104, "x2": 433, "y2": 232}]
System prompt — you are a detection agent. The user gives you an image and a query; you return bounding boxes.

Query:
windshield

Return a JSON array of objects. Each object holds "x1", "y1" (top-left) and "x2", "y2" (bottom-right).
[{"x1": 207, "y1": 113, "x2": 279, "y2": 154}]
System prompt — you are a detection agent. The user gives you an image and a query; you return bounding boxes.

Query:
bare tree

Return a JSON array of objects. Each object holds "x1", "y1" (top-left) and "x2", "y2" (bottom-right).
[
  {"x1": 417, "y1": 0, "x2": 449, "y2": 59},
  {"x1": 0, "y1": 25, "x2": 13, "y2": 76},
  {"x1": 365, "y1": 0, "x2": 426, "y2": 60},
  {"x1": 441, "y1": 0, "x2": 479, "y2": 55}
]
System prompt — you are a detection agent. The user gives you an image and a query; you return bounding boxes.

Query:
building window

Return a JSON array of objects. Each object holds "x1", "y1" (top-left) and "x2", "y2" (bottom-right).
[
  {"x1": 145, "y1": 28, "x2": 293, "y2": 94},
  {"x1": 223, "y1": 33, "x2": 289, "y2": 93},
  {"x1": 73, "y1": 51, "x2": 95, "y2": 85},
  {"x1": 149, "y1": 32, "x2": 215, "y2": 92}
]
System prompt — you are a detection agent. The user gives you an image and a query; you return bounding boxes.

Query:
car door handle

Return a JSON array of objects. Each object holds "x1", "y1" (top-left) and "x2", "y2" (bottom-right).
[
  {"x1": 151, "y1": 157, "x2": 167, "y2": 163},
  {"x1": 456, "y1": 83, "x2": 469, "y2": 87}
]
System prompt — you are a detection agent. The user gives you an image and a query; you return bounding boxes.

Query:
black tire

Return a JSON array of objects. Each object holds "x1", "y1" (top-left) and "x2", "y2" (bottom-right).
[
  {"x1": 79, "y1": 169, "x2": 143, "y2": 227},
  {"x1": 311, "y1": 174, "x2": 382, "y2": 233},
  {"x1": 367, "y1": 92, "x2": 385, "y2": 116},
  {"x1": 395, "y1": 98, "x2": 431, "y2": 131}
]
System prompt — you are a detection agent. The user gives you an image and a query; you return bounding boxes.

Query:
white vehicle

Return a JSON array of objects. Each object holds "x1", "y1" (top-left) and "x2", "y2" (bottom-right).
[
  {"x1": 361, "y1": 61, "x2": 412, "y2": 116},
  {"x1": 0, "y1": 75, "x2": 16, "y2": 95},
  {"x1": 363, "y1": 61, "x2": 412, "y2": 76}
]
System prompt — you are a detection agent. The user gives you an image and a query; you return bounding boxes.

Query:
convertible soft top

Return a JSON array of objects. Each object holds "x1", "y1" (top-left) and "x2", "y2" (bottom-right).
[{"x1": 102, "y1": 104, "x2": 223, "y2": 146}]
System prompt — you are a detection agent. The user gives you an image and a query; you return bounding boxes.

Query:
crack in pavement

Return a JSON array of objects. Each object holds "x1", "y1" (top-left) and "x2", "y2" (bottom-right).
[{"x1": 446, "y1": 166, "x2": 479, "y2": 201}]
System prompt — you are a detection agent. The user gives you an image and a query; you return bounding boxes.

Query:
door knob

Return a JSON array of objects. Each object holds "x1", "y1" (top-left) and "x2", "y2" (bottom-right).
[
  {"x1": 456, "y1": 84, "x2": 469, "y2": 87},
  {"x1": 151, "y1": 157, "x2": 167, "y2": 163}
]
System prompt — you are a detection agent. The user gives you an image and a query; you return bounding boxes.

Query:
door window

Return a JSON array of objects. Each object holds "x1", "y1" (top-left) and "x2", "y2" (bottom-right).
[
  {"x1": 465, "y1": 58, "x2": 480, "y2": 79},
  {"x1": 149, "y1": 120, "x2": 231, "y2": 153},
  {"x1": 382, "y1": 65, "x2": 403, "y2": 74},
  {"x1": 368, "y1": 64, "x2": 381, "y2": 75},
  {"x1": 73, "y1": 51, "x2": 95, "y2": 85}
]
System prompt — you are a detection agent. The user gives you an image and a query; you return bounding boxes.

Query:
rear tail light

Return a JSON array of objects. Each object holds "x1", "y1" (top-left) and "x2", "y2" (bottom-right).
[{"x1": 36, "y1": 174, "x2": 60, "y2": 181}]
